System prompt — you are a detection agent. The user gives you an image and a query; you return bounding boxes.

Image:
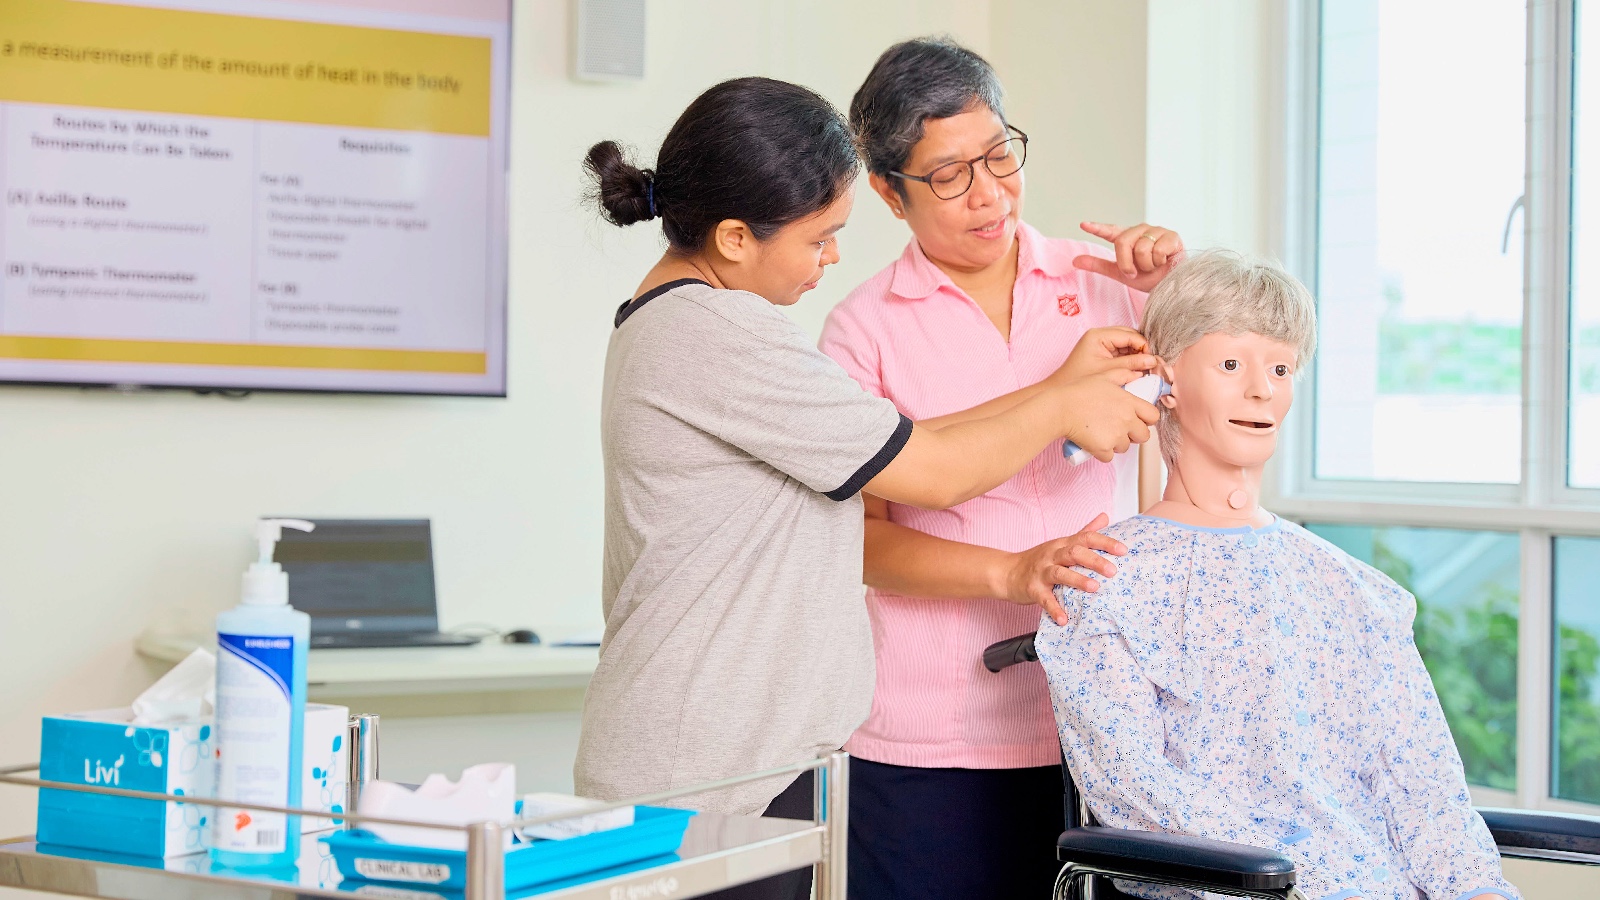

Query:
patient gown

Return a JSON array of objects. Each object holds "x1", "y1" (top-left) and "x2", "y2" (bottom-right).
[{"x1": 1037, "y1": 515, "x2": 1519, "y2": 900}]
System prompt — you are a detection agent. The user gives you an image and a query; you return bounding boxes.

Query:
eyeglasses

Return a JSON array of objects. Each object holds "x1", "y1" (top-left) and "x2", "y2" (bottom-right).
[{"x1": 889, "y1": 126, "x2": 1029, "y2": 201}]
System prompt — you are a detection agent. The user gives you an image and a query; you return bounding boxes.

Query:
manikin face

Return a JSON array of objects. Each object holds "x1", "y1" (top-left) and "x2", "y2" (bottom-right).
[{"x1": 1163, "y1": 332, "x2": 1298, "y2": 469}]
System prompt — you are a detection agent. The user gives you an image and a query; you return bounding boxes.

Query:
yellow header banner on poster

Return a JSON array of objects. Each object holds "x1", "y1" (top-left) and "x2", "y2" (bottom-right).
[
  {"x1": 0, "y1": 335, "x2": 488, "y2": 375},
  {"x1": 0, "y1": 0, "x2": 490, "y2": 136}
]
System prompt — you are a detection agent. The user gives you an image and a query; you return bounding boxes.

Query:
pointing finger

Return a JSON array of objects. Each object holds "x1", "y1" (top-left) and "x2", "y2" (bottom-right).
[{"x1": 1080, "y1": 221, "x2": 1125, "y2": 242}]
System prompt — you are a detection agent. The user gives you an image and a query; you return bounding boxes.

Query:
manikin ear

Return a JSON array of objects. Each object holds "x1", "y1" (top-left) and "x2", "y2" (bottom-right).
[
  {"x1": 868, "y1": 173, "x2": 906, "y2": 219},
  {"x1": 1157, "y1": 359, "x2": 1178, "y2": 409},
  {"x1": 711, "y1": 219, "x2": 755, "y2": 263}
]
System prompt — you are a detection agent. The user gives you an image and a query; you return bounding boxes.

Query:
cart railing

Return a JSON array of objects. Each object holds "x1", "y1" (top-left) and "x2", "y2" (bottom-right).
[{"x1": 0, "y1": 713, "x2": 850, "y2": 900}]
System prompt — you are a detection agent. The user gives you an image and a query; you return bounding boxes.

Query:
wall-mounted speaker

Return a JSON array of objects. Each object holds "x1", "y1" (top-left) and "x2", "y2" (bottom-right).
[{"x1": 573, "y1": 0, "x2": 646, "y2": 82}]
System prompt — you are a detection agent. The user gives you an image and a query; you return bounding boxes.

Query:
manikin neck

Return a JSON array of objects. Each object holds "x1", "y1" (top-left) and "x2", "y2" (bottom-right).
[{"x1": 1147, "y1": 454, "x2": 1272, "y2": 529}]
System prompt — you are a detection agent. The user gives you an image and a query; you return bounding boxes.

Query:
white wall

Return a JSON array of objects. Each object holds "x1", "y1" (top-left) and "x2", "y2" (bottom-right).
[
  {"x1": 0, "y1": 0, "x2": 992, "y2": 850},
  {"x1": 0, "y1": 1, "x2": 1150, "y2": 895},
  {"x1": 992, "y1": 0, "x2": 1148, "y2": 237},
  {"x1": 1144, "y1": 0, "x2": 1288, "y2": 257}
]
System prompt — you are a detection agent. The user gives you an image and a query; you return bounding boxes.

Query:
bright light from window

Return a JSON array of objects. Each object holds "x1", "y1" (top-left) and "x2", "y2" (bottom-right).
[
  {"x1": 1571, "y1": 2, "x2": 1600, "y2": 488},
  {"x1": 1315, "y1": 2, "x2": 1525, "y2": 483}
]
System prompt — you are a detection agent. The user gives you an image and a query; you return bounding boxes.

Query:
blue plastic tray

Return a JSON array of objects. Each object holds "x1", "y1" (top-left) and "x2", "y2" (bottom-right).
[{"x1": 321, "y1": 806, "x2": 696, "y2": 892}]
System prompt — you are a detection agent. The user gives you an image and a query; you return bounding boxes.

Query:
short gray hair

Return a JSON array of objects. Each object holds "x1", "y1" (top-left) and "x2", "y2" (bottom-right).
[
  {"x1": 1141, "y1": 250, "x2": 1318, "y2": 463},
  {"x1": 849, "y1": 37, "x2": 1005, "y2": 195}
]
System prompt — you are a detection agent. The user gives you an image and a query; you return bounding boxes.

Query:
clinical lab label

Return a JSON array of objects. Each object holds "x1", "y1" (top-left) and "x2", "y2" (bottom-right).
[
  {"x1": 354, "y1": 858, "x2": 451, "y2": 884},
  {"x1": 214, "y1": 632, "x2": 294, "y2": 853}
]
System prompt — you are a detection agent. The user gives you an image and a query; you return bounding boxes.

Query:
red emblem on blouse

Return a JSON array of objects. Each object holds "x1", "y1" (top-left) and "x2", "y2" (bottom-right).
[{"x1": 1057, "y1": 293, "x2": 1081, "y2": 316}]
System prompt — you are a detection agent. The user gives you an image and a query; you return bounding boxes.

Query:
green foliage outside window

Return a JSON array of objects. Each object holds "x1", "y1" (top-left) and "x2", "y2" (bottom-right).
[
  {"x1": 1366, "y1": 532, "x2": 1600, "y2": 801},
  {"x1": 1557, "y1": 618, "x2": 1600, "y2": 802},
  {"x1": 1375, "y1": 318, "x2": 1600, "y2": 396},
  {"x1": 1372, "y1": 538, "x2": 1518, "y2": 791}
]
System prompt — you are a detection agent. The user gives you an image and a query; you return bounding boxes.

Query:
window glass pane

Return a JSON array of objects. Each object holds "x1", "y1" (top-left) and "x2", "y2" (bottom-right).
[
  {"x1": 1307, "y1": 523, "x2": 1519, "y2": 790},
  {"x1": 1315, "y1": 2, "x2": 1524, "y2": 483},
  {"x1": 1573, "y1": 2, "x2": 1600, "y2": 487},
  {"x1": 1553, "y1": 536, "x2": 1600, "y2": 803}
]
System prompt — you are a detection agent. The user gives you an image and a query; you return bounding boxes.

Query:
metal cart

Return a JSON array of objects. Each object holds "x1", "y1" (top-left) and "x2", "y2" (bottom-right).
[{"x1": 0, "y1": 714, "x2": 850, "y2": 899}]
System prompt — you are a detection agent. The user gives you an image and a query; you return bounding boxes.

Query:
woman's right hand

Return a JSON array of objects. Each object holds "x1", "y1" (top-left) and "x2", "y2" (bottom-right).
[
  {"x1": 999, "y1": 514, "x2": 1127, "y2": 625},
  {"x1": 1053, "y1": 368, "x2": 1161, "y2": 462},
  {"x1": 1052, "y1": 326, "x2": 1156, "y2": 385}
]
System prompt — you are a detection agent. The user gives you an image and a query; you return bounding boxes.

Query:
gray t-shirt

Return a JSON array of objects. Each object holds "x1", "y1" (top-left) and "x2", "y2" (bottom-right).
[{"x1": 575, "y1": 280, "x2": 911, "y2": 815}]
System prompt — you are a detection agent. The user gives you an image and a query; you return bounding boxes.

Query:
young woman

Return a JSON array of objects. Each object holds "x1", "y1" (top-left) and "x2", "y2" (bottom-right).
[
  {"x1": 819, "y1": 39, "x2": 1186, "y2": 898},
  {"x1": 575, "y1": 76, "x2": 1160, "y2": 900}
]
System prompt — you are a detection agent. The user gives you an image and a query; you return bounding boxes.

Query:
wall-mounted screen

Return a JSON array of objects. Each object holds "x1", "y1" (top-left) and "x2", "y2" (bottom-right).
[{"x1": 0, "y1": 0, "x2": 510, "y2": 395}]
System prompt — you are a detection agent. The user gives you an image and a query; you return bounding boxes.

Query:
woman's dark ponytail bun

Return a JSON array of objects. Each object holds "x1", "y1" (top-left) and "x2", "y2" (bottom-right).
[
  {"x1": 585, "y1": 140, "x2": 656, "y2": 226},
  {"x1": 583, "y1": 78, "x2": 858, "y2": 252}
]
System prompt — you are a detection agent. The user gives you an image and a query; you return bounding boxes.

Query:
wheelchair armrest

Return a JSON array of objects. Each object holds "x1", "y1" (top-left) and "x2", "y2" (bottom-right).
[
  {"x1": 982, "y1": 633, "x2": 1038, "y2": 672},
  {"x1": 1058, "y1": 826, "x2": 1297, "y2": 893},
  {"x1": 1478, "y1": 807, "x2": 1600, "y2": 861}
]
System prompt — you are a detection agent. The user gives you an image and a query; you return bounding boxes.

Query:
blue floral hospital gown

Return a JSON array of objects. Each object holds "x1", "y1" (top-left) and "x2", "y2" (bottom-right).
[{"x1": 1037, "y1": 515, "x2": 1519, "y2": 900}]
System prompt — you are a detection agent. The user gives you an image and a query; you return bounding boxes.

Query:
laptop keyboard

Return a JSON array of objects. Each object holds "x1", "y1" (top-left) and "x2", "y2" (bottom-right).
[{"x1": 311, "y1": 632, "x2": 480, "y2": 649}]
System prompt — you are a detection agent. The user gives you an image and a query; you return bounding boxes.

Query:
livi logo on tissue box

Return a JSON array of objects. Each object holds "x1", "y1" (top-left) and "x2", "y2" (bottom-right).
[{"x1": 38, "y1": 712, "x2": 215, "y2": 859}]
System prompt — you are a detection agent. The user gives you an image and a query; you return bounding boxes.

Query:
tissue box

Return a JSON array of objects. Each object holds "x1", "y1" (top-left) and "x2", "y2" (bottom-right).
[
  {"x1": 302, "y1": 702, "x2": 350, "y2": 834},
  {"x1": 37, "y1": 703, "x2": 350, "y2": 857},
  {"x1": 37, "y1": 710, "x2": 215, "y2": 858}
]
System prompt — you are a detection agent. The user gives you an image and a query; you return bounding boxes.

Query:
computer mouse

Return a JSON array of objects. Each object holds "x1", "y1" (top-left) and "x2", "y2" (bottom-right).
[{"x1": 503, "y1": 628, "x2": 541, "y2": 645}]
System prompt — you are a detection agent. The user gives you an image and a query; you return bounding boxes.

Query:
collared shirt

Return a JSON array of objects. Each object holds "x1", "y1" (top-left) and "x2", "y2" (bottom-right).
[
  {"x1": 1037, "y1": 515, "x2": 1520, "y2": 900},
  {"x1": 818, "y1": 222, "x2": 1145, "y2": 768}
]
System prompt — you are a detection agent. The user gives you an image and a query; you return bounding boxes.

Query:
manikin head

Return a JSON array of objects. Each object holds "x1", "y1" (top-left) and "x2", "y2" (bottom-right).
[{"x1": 1141, "y1": 252, "x2": 1318, "y2": 473}]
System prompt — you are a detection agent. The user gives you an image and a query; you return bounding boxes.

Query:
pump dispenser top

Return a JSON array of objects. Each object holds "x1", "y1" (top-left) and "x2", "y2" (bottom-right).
[{"x1": 242, "y1": 518, "x2": 314, "y2": 607}]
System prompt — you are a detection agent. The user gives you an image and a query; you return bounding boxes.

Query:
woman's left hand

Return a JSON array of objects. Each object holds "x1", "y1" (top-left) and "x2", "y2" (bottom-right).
[{"x1": 1072, "y1": 222, "x2": 1185, "y2": 293}]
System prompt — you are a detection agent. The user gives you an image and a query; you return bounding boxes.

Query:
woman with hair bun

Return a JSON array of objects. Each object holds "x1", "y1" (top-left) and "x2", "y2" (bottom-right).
[{"x1": 576, "y1": 76, "x2": 1159, "y2": 900}]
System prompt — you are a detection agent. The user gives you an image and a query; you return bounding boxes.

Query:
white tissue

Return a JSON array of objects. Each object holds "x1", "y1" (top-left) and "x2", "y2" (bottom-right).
[
  {"x1": 517, "y1": 793, "x2": 634, "y2": 841},
  {"x1": 357, "y1": 763, "x2": 516, "y2": 850},
  {"x1": 131, "y1": 648, "x2": 216, "y2": 725}
]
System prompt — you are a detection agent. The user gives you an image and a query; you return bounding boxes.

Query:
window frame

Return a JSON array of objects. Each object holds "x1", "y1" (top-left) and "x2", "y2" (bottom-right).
[{"x1": 1274, "y1": 0, "x2": 1600, "y2": 814}]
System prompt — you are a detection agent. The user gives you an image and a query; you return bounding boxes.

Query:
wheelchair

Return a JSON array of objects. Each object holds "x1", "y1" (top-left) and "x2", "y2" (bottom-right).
[{"x1": 982, "y1": 632, "x2": 1600, "y2": 900}]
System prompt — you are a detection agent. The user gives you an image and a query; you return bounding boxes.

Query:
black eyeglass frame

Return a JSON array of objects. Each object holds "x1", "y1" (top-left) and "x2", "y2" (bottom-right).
[{"x1": 888, "y1": 125, "x2": 1029, "y2": 200}]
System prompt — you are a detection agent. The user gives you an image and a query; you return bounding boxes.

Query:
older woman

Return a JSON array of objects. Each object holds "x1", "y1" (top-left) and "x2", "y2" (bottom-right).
[{"x1": 818, "y1": 38, "x2": 1184, "y2": 898}]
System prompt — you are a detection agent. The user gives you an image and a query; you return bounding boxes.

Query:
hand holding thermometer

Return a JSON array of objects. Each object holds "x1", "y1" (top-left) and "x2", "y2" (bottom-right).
[{"x1": 1062, "y1": 372, "x2": 1171, "y2": 464}]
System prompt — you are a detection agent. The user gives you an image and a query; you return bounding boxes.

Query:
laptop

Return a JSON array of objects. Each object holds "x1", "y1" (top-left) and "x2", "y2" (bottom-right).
[{"x1": 274, "y1": 518, "x2": 481, "y2": 649}]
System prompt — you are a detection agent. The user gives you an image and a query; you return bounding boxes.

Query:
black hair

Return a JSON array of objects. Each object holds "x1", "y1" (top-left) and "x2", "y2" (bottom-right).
[
  {"x1": 849, "y1": 37, "x2": 1006, "y2": 196},
  {"x1": 585, "y1": 76, "x2": 860, "y2": 253}
]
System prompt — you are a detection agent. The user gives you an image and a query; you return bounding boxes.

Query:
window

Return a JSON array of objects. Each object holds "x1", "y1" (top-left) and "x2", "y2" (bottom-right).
[
  {"x1": 1308, "y1": 525, "x2": 1520, "y2": 791},
  {"x1": 1279, "y1": 0, "x2": 1600, "y2": 813},
  {"x1": 1314, "y1": 2, "x2": 1525, "y2": 484},
  {"x1": 1573, "y1": 1, "x2": 1600, "y2": 488},
  {"x1": 1553, "y1": 536, "x2": 1600, "y2": 804}
]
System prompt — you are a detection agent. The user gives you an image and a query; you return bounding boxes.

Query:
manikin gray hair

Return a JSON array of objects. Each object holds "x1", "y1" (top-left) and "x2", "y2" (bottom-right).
[{"x1": 1140, "y1": 250, "x2": 1318, "y2": 464}]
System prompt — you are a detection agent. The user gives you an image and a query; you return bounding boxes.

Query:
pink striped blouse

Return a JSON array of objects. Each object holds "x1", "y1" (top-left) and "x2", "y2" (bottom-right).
[{"x1": 819, "y1": 222, "x2": 1147, "y2": 769}]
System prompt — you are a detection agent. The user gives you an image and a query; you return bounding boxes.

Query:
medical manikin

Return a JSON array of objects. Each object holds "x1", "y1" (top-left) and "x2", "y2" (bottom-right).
[{"x1": 1036, "y1": 252, "x2": 1518, "y2": 900}]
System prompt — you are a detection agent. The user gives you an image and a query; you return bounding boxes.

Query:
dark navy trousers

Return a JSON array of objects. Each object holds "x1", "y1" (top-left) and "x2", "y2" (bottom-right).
[
  {"x1": 698, "y1": 770, "x2": 814, "y2": 900},
  {"x1": 848, "y1": 757, "x2": 1065, "y2": 900}
]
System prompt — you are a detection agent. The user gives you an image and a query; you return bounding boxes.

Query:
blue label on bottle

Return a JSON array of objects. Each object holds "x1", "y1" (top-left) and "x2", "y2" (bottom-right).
[{"x1": 215, "y1": 632, "x2": 295, "y2": 854}]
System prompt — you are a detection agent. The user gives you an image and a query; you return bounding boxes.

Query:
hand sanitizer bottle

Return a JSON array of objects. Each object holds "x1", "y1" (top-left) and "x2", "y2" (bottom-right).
[{"x1": 210, "y1": 518, "x2": 314, "y2": 870}]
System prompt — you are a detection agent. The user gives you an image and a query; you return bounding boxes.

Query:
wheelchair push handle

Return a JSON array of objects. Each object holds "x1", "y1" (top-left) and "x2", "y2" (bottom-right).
[{"x1": 983, "y1": 632, "x2": 1039, "y2": 672}]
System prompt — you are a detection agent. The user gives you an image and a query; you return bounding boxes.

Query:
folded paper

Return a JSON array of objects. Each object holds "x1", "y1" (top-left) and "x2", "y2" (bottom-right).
[{"x1": 517, "y1": 793, "x2": 634, "y2": 841}]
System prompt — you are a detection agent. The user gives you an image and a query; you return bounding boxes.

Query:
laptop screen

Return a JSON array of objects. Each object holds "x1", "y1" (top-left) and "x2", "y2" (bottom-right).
[{"x1": 274, "y1": 519, "x2": 438, "y2": 635}]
